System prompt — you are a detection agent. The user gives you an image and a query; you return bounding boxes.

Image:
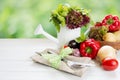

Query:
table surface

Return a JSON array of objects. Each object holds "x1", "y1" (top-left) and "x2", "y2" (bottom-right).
[{"x1": 0, "y1": 39, "x2": 120, "y2": 80}]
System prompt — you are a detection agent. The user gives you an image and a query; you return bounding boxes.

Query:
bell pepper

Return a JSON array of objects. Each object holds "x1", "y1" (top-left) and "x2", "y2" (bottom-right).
[
  {"x1": 102, "y1": 15, "x2": 120, "y2": 32},
  {"x1": 80, "y1": 39, "x2": 100, "y2": 59}
]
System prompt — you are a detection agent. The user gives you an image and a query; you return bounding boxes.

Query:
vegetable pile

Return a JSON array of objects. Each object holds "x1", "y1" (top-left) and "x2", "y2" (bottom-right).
[
  {"x1": 50, "y1": 4, "x2": 120, "y2": 71},
  {"x1": 89, "y1": 14, "x2": 120, "y2": 42},
  {"x1": 50, "y1": 4, "x2": 90, "y2": 31}
]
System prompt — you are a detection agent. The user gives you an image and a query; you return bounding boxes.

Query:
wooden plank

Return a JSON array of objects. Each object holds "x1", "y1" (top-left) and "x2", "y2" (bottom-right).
[{"x1": 0, "y1": 39, "x2": 119, "y2": 80}]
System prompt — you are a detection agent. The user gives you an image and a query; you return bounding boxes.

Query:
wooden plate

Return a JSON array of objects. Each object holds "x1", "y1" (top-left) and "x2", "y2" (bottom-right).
[{"x1": 100, "y1": 41, "x2": 120, "y2": 50}]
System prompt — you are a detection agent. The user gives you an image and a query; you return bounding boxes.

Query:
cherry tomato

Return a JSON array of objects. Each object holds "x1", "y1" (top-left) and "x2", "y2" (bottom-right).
[
  {"x1": 63, "y1": 45, "x2": 68, "y2": 48},
  {"x1": 101, "y1": 58, "x2": 119, "y2": 71}
]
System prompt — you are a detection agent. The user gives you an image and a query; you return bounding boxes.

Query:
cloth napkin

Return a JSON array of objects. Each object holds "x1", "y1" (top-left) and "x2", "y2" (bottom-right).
[{"x1": 31, "y1": 49, "x2": 95, "y2": 77}]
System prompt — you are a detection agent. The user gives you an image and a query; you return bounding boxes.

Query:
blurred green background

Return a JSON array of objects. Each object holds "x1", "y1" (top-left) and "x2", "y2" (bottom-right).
[{"x1": 0, "y1": 0, "x2": 120, "y2": 38}]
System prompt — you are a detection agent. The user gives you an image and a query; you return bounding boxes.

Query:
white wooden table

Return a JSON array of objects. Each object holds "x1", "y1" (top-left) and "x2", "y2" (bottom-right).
[{"x1": 0, "y1": 39, "x2": 120, "y2": 80}]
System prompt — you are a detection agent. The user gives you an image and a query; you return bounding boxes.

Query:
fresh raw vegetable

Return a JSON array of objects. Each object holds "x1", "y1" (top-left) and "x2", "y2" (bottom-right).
[
  {"x1": 50, "y1": 4, "x2": 69, "y2": 31},
  {"x1": 97, "y1": 45, "x2": 116, "y2": 62},
  {"x1": 72, "y1": 48, "x2": 81, "y2": 57},
  {"x1": 66, "y1": 10, "x2": 90, "y2": 29},
  {"x1": 114, "y1": 30, "x2": 120, "y2": 41},
  {"x1": 63, "y1": 45, "x2": 81, "y2": 57},
  {"x1": 97, "y1": 45, "x2": 118, "y2": 71},
  {"x1": 102, "y1": 15, "x2": 120, "y2": 32},
  {"x1": 88, "y1": 26, "x2": 108, "y2": 41},
  {"x1": 102, "y1": 58, "x2": 118, "y2": 71},
  {"x1": 79, "y1": 39, "x2": 100, "y2": 59},
  {"x1": 50, "y1": 4, "x2": 90, "y2": 32},
  {"x1": 68, "y1": 40, "x2": 79, "y2": 49},
  {"x1": 63, "y1": 45, "x2": 69, "y2": 48},
  {"x1": 103, "y1": 33, "x2": 116, "y2": 42},
  {"x1": 95, "y1": 22, "x2": 103, "y2": 27},
  {"x1": 75, "y1": 26, "x2": 89, "y2": 43}
]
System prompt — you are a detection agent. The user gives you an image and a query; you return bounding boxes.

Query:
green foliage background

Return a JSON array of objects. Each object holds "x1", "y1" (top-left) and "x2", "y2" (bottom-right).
[{"x1": 0, "y1": 0, "x2": 120, "y2": 38}]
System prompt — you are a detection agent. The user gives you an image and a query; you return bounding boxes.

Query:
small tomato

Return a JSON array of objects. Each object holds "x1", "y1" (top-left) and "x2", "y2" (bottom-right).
[{"x1": 102, "y1": 58, "x2": 119, "y2": 71}]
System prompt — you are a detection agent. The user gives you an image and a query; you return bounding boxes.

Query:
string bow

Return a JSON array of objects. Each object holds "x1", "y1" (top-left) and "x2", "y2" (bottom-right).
[{"x1": 41, "y1": 47, "x2": 72, "y2": 68}]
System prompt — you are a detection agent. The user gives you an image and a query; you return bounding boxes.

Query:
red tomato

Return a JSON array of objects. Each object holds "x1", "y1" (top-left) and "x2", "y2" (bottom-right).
[
  {"x1": 63, "y1": 45, "x2": 68, "y2": 48},
  {"x1": 101, "y1": 58, "x2": 119, "y2": 71}
]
